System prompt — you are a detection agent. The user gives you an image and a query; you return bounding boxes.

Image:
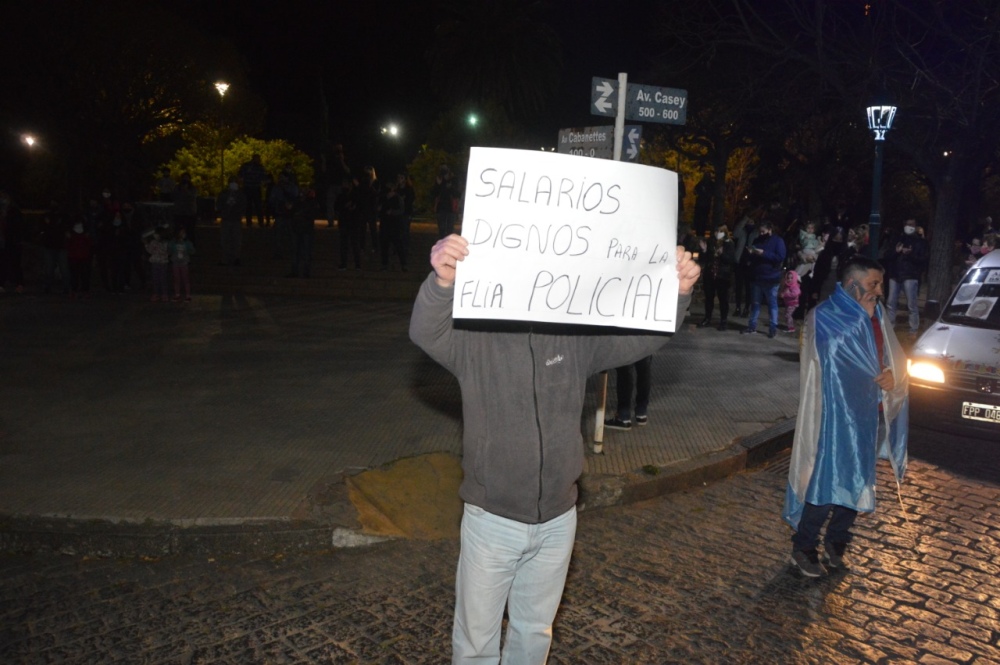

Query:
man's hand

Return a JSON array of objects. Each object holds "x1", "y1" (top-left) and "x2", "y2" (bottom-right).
[
  {"x1": 874, "y1": 368, "x2": 894, "y2": 391},
  {"x1": 676, "y1": 245, "x2": 701, "y2": 295},
  {"x1": 430, "y1": 234, "x2": 469, "y2": 288}
]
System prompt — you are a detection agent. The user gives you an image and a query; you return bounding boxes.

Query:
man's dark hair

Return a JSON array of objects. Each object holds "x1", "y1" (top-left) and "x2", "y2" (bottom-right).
[{"x1": 840, "y1": 255, "x2": 884, "y2": 284}]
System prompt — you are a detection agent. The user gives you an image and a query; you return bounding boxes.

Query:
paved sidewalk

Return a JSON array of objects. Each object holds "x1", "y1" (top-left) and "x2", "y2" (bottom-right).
[{"x1": 0, "y1": 224, "x2": 801, "y2": 556}]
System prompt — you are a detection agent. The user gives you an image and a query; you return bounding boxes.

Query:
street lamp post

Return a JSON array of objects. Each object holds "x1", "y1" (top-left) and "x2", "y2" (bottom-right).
[
  {"x1": 865, "y1": 103, "x2": 896, "y2": 259},
  {"x1": 214, "y1": 82, "x2": 229, "y2": 191}
]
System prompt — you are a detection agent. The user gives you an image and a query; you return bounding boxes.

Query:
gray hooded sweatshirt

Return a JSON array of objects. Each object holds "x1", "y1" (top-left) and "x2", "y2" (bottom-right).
[{"x1": 409, "y1": 273, "x2": 690, "y2": 524}]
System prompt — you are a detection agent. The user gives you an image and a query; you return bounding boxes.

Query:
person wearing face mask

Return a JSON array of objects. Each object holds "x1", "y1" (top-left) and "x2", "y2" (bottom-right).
[
  {"x1": 697, "y1": 224, "x2": 737, "y2": 330},
  {"x1": 783, "y1": 255, "x2": 909, "y2": 577},
  {"x1": 217, "y1": 176, "x2": 246, "y2": 266},
  {"x1": 880, "y1": 218, "x2": 928, "y2": 339}
]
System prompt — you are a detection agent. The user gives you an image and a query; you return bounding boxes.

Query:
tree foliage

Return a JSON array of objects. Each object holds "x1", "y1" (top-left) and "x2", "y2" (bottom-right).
[
  {"x1": 0, "y1": 0, "x2": 264, "y2": 203},
  {"x1": 162, "y1": 137, "x2": 314, "y2": 198},
  {"x1": 664, "y1": 0, "x2": 1000, "y2": 303}
]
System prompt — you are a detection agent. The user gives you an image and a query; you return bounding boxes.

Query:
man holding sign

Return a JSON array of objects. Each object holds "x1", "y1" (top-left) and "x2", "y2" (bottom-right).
[{"x1": 410, "y1": 148, "x2": 699, "y2": 664}]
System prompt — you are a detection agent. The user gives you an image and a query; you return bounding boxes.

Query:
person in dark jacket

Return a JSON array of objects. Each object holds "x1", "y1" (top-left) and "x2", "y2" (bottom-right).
[
  {"x1": 410, "y1": 234, "x2": 700, "y2": 663},
  {"x1": 697, "y1": 223, "x2": 737, "y2": 330},
  {"x1": 880, "y1": 218, "x2": 929, "y2": 337},
  {"x1": 0, "y1": 190, "x2": 26, "y2": 293},
  {"x1": 335, "y1": 177, "x2": 363, "y2": 270},
  {"x1": 742, "y1": 220, "x2": 787, "y2": 337}
]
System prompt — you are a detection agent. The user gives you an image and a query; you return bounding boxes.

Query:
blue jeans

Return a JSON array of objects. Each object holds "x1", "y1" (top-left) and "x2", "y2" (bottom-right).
[
  {"x1": 748, "y1": 280, "x2": 780, "y2": 332},
  {"x1": 887, "y1": 278, "x2": 920, "y2": 333},
  {"x1": 453, "y1": 503, "x2": 577, "y2": 664}
]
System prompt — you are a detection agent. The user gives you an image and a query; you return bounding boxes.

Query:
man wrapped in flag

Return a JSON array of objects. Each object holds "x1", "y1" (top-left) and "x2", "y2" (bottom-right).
[{"x1": 783, "y1": 254, "x2": 909, "y2": 577}]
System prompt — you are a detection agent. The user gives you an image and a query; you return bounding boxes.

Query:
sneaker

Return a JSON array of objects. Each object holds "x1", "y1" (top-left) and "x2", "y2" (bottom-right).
[
  {"x1": 786, "y1": 327, "x2": 797, "y2": 334},
  {"x1": 604, "y1": 417, "x2": 633, "y2": 430},
  {"x1": 821, "y1": 542, "x2": 847, "y2": 569},
  {"x1": 697, "y1": 319, "x2": 712, "y2": 328},
  {"x1": 767, "y1": 328, "x2": 777, "y2": 339},
  {"x1": 790, "y1": 549, "x2": 826, "y2": 578},
  {"x1": 740, "y1": 327, "x2": 757, "y2": 335},
  {"x1": 635, "y1": 414, "x2": 648, "y2": 426}
]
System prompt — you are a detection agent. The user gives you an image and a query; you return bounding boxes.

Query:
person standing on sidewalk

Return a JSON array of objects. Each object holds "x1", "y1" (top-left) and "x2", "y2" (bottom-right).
[
  {"x1": 783, "y1": 255, "x2": 909, "y2": 577},
  {"x1": 881, "y1": 218, "x2": 928, "y2": 339},
  {"x1": 697, "y1": 223, "x2": 736, "y2": 331},
  {"x1": 410, "y1": 234, "x2": 700, "y2": 663},
  {"x1": 741, "y1": 220, "x2": 786, "y2": 338},
  {"x1": 217, "y1": 176, "x2": 245, "y2": 266},
  {"x1": 238, "y1": 154, "x2": 268, "y2": 228}
]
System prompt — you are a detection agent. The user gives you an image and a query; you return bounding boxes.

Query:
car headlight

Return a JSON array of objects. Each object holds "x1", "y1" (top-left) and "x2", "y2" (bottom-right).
[{"x1": 908, "y1": 359, "x2": 945, "y2": 384}]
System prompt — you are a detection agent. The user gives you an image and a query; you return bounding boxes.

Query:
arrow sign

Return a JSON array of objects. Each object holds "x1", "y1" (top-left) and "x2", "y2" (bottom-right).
[
  {"x1": 591, "y1": 77, "x2": 617, "y2": 116},
  {"x1": 626, "y1": 127, "x2": 641, "y2": 160}
]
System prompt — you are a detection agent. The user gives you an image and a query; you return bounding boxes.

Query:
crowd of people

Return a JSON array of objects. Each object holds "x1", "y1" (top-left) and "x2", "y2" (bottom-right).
[
  {"x1": 686, "y1": 202, "x2": 997, "y2": 340},
  {"x1": 0, "y1": 149, "x2": 471, "y2": 297}
]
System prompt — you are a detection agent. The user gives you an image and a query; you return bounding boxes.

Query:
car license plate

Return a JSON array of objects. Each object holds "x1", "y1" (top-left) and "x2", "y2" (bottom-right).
[{"x1": 962, "y1": 401, "x2": 1000, "y2": 424}]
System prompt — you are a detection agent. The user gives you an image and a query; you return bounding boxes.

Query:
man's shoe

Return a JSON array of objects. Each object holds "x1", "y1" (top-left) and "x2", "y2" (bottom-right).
[
  {"x1": 604, "y1": 417, "x2": 632, "y2": 430},
  {"x1": 790, "y1": 549, "x2": 826, "y2": 578},
  {"x1": 697, "y1": 319, "x2": 712, "y2": 328},
  {"x1": 740, "y1": 327, "x2": 757, "y2": 335},
  {"x1": 635, "y1": 414, "x2": 648, "y2": 426},
  {"x1": 821, "y1": 542, "x2": 847, "y2": 569}
]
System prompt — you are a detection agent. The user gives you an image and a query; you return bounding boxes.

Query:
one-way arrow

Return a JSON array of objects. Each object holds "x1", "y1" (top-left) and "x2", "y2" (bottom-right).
[
  {"x1": 626, "y1": 127, "x2": 640, "y2": 159},
  {"x1": 594, "y1": 80, "x2": 615, "y2": 113}
]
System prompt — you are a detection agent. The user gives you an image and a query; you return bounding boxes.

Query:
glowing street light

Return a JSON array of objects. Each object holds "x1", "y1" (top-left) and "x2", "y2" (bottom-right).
[
  {"x1": 865, "y1": 101, "x2": 896, "y2": 259},
  {"x1": 381, "y1": 124, "x2": 400, "y2": 137},
  {"x1": 215, "y1": 81, "x2": 229, "y2": 190},
  {"x1": 467, "y1": 113, "x2": 479, "y2": 127},
  {"x1": 21, "y1": 134, "x2": 36, "y2": 148}
]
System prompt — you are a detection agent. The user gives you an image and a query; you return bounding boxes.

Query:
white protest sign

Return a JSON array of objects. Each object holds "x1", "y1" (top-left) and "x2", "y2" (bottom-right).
[{"x1": 454, "y1": 147, "x2": 679, "y2": 332}]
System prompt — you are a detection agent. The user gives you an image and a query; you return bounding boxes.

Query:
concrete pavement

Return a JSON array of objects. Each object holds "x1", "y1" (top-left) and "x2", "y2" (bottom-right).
[{"x1": 0, "y1": 222, "x2": 801, "y2": 557}]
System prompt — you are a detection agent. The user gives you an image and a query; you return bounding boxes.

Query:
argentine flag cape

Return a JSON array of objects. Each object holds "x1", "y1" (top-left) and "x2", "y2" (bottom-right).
[{"x1": 783, "y1": 284, "x2": 909, "y2": 529}]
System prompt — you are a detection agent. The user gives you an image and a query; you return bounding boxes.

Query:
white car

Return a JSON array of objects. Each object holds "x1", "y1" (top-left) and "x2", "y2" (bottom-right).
[{"x1": 907, "y1": 249, "x2": 1000, "y2": 438}]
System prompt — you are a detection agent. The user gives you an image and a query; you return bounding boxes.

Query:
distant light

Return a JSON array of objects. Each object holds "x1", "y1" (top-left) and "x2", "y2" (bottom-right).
[
  {"x1": 468, "y1": 114, "x2": 478, "y2": 127},
  {"x1": 215, "y1": 81, "x2": 230, "y2": 97},
  {"x1": 22, "y1": 134, "x2": 36, "y2": 148},
  {"x1": 381, "y1": 124, "x2": 400, "y2": 137},
  {"x1": 943, "y1": 150, "x2": 951, "y2": 157}
]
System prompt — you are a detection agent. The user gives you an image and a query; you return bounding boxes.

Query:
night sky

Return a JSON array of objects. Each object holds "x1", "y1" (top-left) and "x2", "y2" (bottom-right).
[{"x1": 194, "y1": 0, "x2": 663, "y2": 168}]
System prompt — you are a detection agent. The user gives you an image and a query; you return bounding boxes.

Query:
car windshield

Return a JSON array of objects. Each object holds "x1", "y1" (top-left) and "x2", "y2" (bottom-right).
[{"x1": 940, "y1": 267, "x2": 1000, "y2": 329}]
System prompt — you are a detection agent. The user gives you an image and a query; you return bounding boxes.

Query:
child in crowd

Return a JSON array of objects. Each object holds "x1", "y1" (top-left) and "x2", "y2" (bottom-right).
[
  {"x1": 168, "y1": 227, "x2": 195, "y2": 301},
  {"x1": 145, "y1": 229, "x2": 170, "y2": 302},
  {"x1": 797, "y1": 220, "x2": 823, "y2": 264},
  {"x1": 779, "y1": 269, "x2": 801, "y2": 333}
]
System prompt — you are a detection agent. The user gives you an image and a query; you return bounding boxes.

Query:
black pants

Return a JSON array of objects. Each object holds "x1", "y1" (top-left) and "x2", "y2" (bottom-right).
[
  {"x1": 614, "y1": 356, "x2": 653, "y2": 420},
  {"x1": 379, "y1": 216, "x2": 407, "y2": 268},
  {"x1": 703, "y1": 276, "x2": 731, "y2": 321},
  {"x1": 244, "y1": 190, "x2": 264, "y2": 226},
  {"x1": 792, "y1": 503, "x2": 858, "y2": 552},
  {"x1": 734, "y1": 264, "x2": 752, "y2": 309},
  {"x1": 338, "y1": 220, "x2": 363, "y2": 269}
]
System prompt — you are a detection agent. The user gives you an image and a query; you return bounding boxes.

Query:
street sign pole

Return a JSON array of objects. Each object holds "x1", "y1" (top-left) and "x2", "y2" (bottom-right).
[
  {"x1": 598, "y1": 71, "x2": 630, "y2": 452},
  {"x1": 613, "y1": 72, "x2": 627, "y2": 162}
]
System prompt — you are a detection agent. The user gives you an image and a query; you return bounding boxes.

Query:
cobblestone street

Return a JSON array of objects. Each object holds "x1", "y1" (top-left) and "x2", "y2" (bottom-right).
[{"x1": 3, "y1": 431, "x2": 999, "y2": 664}]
